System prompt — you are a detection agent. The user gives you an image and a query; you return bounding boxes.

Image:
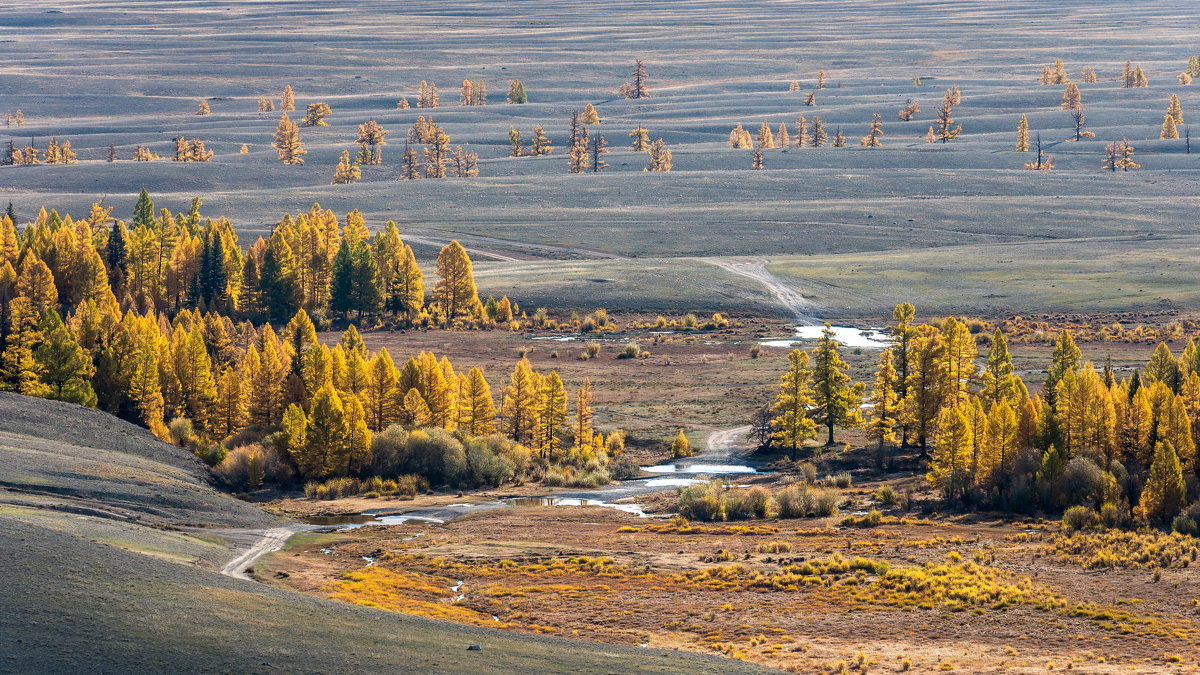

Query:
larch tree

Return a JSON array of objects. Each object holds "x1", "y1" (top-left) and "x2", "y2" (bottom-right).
[
  {"x1": 508, "y1": 126, "x2": 524, "y2": 157},
  {"x1": 423, "y1": 126, "x2": 451, "y2": 178},
  {"x1": 400, "y1": 142, "x2": 422, "y2": 179},
  {"x1": 898, "y1": 99, "x2": 920, "y2": 121},
  {"x1": 582, "y1": 103, "x2": 601, "y2": 125},
  {"x1": 1016, "y1": 114, "x2": 1030, "y2": 151},
  {"x1": 769, "y1": 348, "x2": 817, "y2": 458},
  {"x1": 501, "y1": 358, "x2": 538, "y2": 444},
  {"x1": 866, "y1": 349, "x2": 900, "y2": 450},
  {"x1": 1138, "y1": 440, "x2": 1186, "y2": 523},
  {"x1": 531, "y1": 125, "x2": 553, "y2": 155},
  {"x1": 356, "y1": 120, "x2": 388, "y2": 164},
  {"x1": 794, "y1": 115, "x2": 808, "y2": 147},
  {"x1": 833, "y1": 129, "x2": 846, "y2": 147},
  {"x1": 572, "y1": 378, "x2": 594, "y2": 451},
  {"x1": 33, "y1": 309, "x2": 96, "y2": 406},
  {"x1": 777, "y1": 122, "x2": 790, "y2": 149},
  {"x1": 281, "y1": 85, "x2": 295, "y2": 111},
  {"x1": 671, "y1": 429, "x2": 692, "y2": 458},
  {"x1": 817, "y1": 70, "x2": 827, "y2": 89},
  {"x1": 928, "y1": 403, "x2": 974, "y2": 502},
  {"x1": 588, "y1": 135, "x2": 608, "y2": 172},
  {"x1": 363, "y1": 348, "x2": 400, "y2": 430},
  {"x1": 804, "y1": 91, "x2": 816, "y2": 106},
  {"x1": 1061, "y1": 82, "x2": 1082, "y2": 110},
  {"x1": 1071, "y1": 106, "x2": 1094, "y2": 141},
  {"x1": 810, "y1": 324, "x2": 864, "y2": 445},
  {"x1": 1, "y1": 297, "x2": 47, "y2": 395},
  {"x1": 459, "y1": 366, "x2": 496, "y2": 436},
  {"x1": 272, "y1": 114, "x2": 306, "y2": 165},
  {"x1": 433, "y1": 241, "x2": 479, "y2": 320},
  {"x1": 646, "y1": 138, "x2": 672, "y2": 171},
  {"x1": 1024, "y1": 133, "x2": 1054, "y2": 170},
  {"x1": 1081, "y1": 66, "x2": 1098, "y2": 83},
  {"x1": 629, "y1": 127, "x2": 649, "y2": 152},
  {"x1": 303, "y1": 102, "x2": 332, "y2": 127},
  {"x1": 1161, "y1": 113, "x2": 1180, "y2": 140},
  {"x1": 535, "y1": 370, "x2": 568, "y2": 460},
  {"x1": 810, "y1": 117, "x2": 828, "y2": 147},
  {"x1": 752, "y1": 148, "x2": 764, "y2": 170},
  {"x1": 981, "y1": 329, "x2": 1018, "y2": 408},
  {"x1": 620, "y1": 59, "x2": 650, "y2": 99},
  {"x1": 859, "y1": 112, "x2": 884, "y2": 147},
  {"x1": 506, "y1": 80, "x2": 527, "y2": 104},
  {"x1": 934, "y1": 88, "x2": 961, "y2": 143},
  {"x1": 331, "y1": 150, "x2": 361, "y2": 185},
  {"x1": 757, "y1": 121, "x2": 775, "y2": 149}
]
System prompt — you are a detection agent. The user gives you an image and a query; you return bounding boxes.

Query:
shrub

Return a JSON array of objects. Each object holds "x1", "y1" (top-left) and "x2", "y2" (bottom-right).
[
  {"x1": 616, "y1": 343, "x2": 641, "y2": 359},
  {"x1": 214, "y1": 443, "x2": 271, "y2": 489},
  {"x1": 842, "y1": 508, "x2": 884, "y2": 528},
  {"x1": 168, "y1": 416, "x2": 194, "y2": 445},
  {"x1": 370, "y1": 425, "x2": 411, "y2": 477},
  {"x1": 583, "y1": 343, "x2": 601, "y2": 359},
  {"x1": 757, "y1": 541, "x2": 793, "y2": 553},
  {"x1": 725, "y1": 486, "x2": 775, "y2": 520},
  {"x1": 608, "y1": 457, "x2": 639, "y2": 480},
  {"x1": 1172, "y1": 514, "x2": 1199, "y2": 536},
  {"x1": 797, "y1": 462, "x2": 818, "y2": 484},
  {"x1": 1062, "y1": 505, "x2": 1099, "y2": 532},
  {"x1": 749, "y1": 346, "x2": 761, "y2": 359},
  {"x1": 775, "y1": 483, "x2": 840, "y2": 518},
  {"x1": 679, "y1": 483, "x2": 726, "y2": 521},
  {"x1": 874, "y1": 486, "x2": 897, "y2": 506}
]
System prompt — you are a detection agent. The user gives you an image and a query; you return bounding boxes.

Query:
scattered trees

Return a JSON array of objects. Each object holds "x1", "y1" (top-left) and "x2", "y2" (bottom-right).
[
  {"x1": 303, "y1": 102, "x2": 332, "y2": 127},
  {"x1": 619, "y1": 59, "x2": 650, "y2": 99},
  {"x1": 1102, "y1": 138, "x2": 1139, "y2": 171},
  {"x1": 646, "y1": 138, "x2": 672, "y2": 171},
  {"x1": 1016, "y1": 114, "x2": 1030, "y2": 151},
  {"x1": 355, "y1": 120, "x2": 388, "y2": 165},
  {"x1": 506, "y1": 80, "x2": 527, "y2": 104},
  {"x1": 331, "y1": 150, "x2": 361, "y2": 184},
  {"x1": 897, "y1": 99, "x2": 920, "y2": 121},
  {"x1": 859, "y1": 112, "x2": 884, "y2": 147},
  {"x1": 273, "y1": 114, "x2": 306, "y2": 165},
  {"x1": 934, "y1": 88, "x2": 962, "y2": 143}
]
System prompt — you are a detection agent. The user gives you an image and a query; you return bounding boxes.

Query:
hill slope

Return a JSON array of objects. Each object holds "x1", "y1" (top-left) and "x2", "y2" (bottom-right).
[{"x1": 0, "y1": 394, "x2": 767, "y2": 673}]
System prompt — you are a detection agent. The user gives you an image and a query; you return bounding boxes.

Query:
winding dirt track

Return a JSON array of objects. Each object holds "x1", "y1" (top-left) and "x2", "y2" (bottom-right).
[
  {"x1": 219, "y1": 526, "x2": 299, "y2": 579},
  {"x1": 701, "y1": 257, "x2": 817, "y2": 322}
]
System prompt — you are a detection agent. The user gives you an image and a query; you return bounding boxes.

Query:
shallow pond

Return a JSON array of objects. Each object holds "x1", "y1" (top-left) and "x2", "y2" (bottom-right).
[
  {"x1": 642, "y1": 463, "x2": 759, "y2": 475},
  {"x1": 761, "y1": 324, "x2": 892, "y2": 350}
]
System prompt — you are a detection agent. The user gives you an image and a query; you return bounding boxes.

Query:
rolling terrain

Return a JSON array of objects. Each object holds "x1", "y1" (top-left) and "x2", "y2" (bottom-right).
[
  {"x1": 0, "y1": 393, "x2": 769, "y2": 673},
  {"x1": 2, "y1": 0, "x2": 1198, "y2": 315}
]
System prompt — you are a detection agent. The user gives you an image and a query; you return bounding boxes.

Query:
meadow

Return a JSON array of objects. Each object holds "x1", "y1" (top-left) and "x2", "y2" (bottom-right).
[{"x1": 3, "y1": 0, "x2": 1199, "y2": 316}]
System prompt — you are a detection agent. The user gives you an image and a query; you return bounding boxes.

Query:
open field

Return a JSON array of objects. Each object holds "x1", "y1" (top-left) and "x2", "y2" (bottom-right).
[
  {"x1": 260, "y1": 493, "x2": 1200, "y2": 673},
  {"x1": 2, "y1": 0, "x2": 1199, "y2": 316}
]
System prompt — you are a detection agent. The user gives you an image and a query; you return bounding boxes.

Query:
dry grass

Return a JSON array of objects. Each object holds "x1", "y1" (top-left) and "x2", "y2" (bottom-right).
[{"x1": 1048, "y1": 530, "x2": 1200, "y2": 570}]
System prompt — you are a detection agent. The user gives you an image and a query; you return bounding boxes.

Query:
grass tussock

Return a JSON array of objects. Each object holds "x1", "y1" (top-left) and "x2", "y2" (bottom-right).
[
  {"x1": 617, "y1": 516, "x2": 779, "y2": 535},
  {"x1": 1049, "y1": 530, "x2": 1199, "y2": 570}
]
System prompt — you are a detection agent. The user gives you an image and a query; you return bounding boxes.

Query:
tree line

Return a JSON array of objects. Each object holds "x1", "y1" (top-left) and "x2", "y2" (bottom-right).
[{"x1": 765, "y1": 307, "x2": 1200, "y2": 529}]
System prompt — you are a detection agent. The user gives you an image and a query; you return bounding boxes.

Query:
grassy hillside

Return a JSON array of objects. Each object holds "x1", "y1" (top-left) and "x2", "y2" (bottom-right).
[{"x1": 0, "y1": 393, "x2": 770, "y2": 673}]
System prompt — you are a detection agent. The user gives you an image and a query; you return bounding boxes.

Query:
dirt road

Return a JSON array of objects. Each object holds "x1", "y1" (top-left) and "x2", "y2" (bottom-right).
[
  {"x1": 702, "y1": 257, "x2": 817, "y2": 322},
  {"x1": 219, "y1": 526, "x2": 299, "y2": 580}
]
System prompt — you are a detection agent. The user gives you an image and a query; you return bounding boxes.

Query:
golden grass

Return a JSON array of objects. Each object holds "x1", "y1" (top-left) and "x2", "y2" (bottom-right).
[{"x1": 1048, "y1": 530, "x2": 1200, "y2": 570}]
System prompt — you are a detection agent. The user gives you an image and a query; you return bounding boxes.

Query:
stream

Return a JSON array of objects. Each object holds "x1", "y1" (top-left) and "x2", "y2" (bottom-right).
[{"x1": 301, "y1": 426, "x2": 763, "y2": 529}]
